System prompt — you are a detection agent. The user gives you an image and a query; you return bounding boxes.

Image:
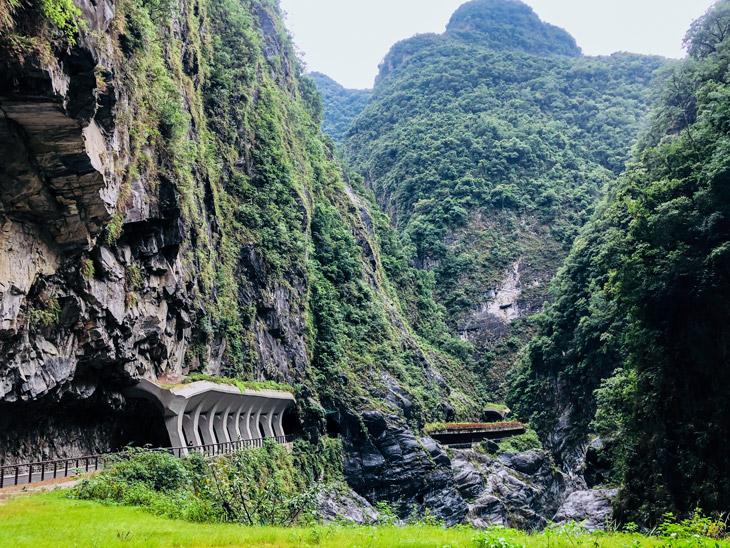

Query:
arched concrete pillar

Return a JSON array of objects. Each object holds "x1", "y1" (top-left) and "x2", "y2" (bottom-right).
[
  {"x1": 182, "y1": 412, "x2": 199, "y2": 447},
  {"x1": 230, "y1": 403, "x2": 243, "y2": 441},
  {"x1": 164, "y1": 412, "x2": 186, "y2": 448},
  {"x1": 271, "y1": 400, "x2": 289, "y2": 438},
  {"x1": 241, "y1": 397, "x2": 258, "y2": 440},
  {"x1": 192, "y1": 394, "x2": 217, "y2": 447},
  {"x1": 210, "y1": 398, "x2": 230, "y2": 445},
  {"x1": 261, "y1": 398, "x2": 276, "y2": 438},
  {"x1": 217, "y1": 395, "x2": 241, "y2": 445},
  {"x1": 251, "y1": 400, "x2": 264, "y2": 439},
  {"x1": 238, "y1": 408, "x2": 248, "y2": 440},
  {"x1": 224, "y1": 399, "x2": 238, "y2": 443}
]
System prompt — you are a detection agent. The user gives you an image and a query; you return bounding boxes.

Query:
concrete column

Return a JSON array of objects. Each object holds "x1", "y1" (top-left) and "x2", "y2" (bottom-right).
[
  {"x1": 230, "y1": 404, "x2": 243, "y2": 441},
  {"x1": 210, "y1": 399, "x2": 229, "y2": 445},
  {"x1": 262, "y1": 399, "x2": 275, "y2": 438},
  {"x1": 164, "y1": 412, "x2": 186, "y2": 449},
  {"x1": 182, "y1": 412, "x2": 199, "y2": 447},
  {"x1": 198, "y1": 413, "x2": 216, "y2": 445},
  {"x1": 238, "y1": 407, "x2": 249, "y2": 440},
  {"x1": 224, "y1": 401, "x2": 238, "y2": 442},
  {"x1": 241, "y1": 399, "x2": 255, "y2": 440},
  {"x1": 272, "y1": 400, "x2": 288, "y2": 438},
  {"x1": 192, "y1": 396, "x2": 217, "y2": 447},
  {"x1": 251, "y1": 401, "x2": 264, "y2": 440}
]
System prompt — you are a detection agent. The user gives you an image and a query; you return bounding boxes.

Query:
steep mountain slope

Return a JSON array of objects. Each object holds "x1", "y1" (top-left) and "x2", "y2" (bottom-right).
[
  {"x1": 342, "y1": 0, "x2": 665, "y2": 397},
  {"x1": 510, "y1": 0, "x2": 730, "y2": 524},
  {"x1": 0, "y1": 0, "x2": 488, "y2": 519},
  {"x1": 309, "y1": 72, "x2": 371, "y2": 143}
]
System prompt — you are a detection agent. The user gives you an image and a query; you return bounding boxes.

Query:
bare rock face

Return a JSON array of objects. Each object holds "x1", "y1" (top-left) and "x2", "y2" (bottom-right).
[
  {"x1": 340, "y1": 410, "x2": 468, "y2": 525},
  {"x1": 0, "y1": 45, "x2": 119, "y2": 248},
  {"x1": 316, "y1": 483, "x2": 380, "y2": 525},
  {"x1": 451, "y1": 448, "x2": 567, "y2": 530},
  {"x1": 553, "y1": 489, "x2": 617, "y2": 530},
  {"x1": 459, "y1": 260, "x2": 524, "y2": 343}
]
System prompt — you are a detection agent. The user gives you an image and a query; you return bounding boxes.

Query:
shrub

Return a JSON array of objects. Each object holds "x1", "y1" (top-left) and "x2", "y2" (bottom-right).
[
  {"x1": 80, "y1": 258, "x2": 95, "y2": 280},
  {"x1": 39, "y1": 0, "x2": 83, "y2": 43},
  {"x1": 492, "y1": 429, "x2": 542, "y2": 454},
  {"x1": 126, "y1": 263, "x2": 143, "y2": 291},
  {"x1": 74, "y1": 440, "x2": 342, "y2": 526},
  {"x1": 91, "y1": 449, "x2": 192, "y2": 492},
  {"x1": 28, "y1": 296, "x2": 61, "y2": 328},
  {"x1": 658, "y1": 510, "x2": 727, "y2": 540}
]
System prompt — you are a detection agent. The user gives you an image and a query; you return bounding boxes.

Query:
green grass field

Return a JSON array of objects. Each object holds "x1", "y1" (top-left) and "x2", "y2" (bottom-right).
[{"x1": 0, "y1": 490, "x2": 726, "y2": 547}]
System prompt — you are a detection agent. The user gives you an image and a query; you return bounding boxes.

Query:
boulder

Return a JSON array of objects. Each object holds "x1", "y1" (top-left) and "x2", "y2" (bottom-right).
[
  {"x1": 316, "y1": 483, "x2": 380, "y2": 525},
  {"x1": 553, "y1": 489, "x2": 618, "y2": 530}
]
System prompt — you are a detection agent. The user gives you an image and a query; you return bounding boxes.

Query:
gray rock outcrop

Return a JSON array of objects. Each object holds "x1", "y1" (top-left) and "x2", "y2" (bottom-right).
[
  {"x1": 451, "y1": 448, "x2": 567, "y2": 530},
  {"x1": 316, "y1": 483, "x2": 380, "y2": 525},
  {"x1": 553, "y1": 488, "x2": 617, "y2": 530}
]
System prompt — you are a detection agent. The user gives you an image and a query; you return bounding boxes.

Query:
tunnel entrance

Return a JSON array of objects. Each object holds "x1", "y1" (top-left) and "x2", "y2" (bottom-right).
[
  {"x1": 114, "y1": 398, "x2": 170, "y2": 449},
  {"x1": 124, "y1": 379, "x2": 297, "y2": 449},
  {"x1": 282, "y1": 407, "x2": 302, "y2": 437}
]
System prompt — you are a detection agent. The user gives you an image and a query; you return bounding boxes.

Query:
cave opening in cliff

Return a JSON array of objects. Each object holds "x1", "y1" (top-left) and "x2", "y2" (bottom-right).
[{"x1": 325, "y1": 412, "x2": 341, "y2": 437}]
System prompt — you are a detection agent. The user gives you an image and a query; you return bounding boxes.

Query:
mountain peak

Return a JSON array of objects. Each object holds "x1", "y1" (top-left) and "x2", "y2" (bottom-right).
[{"x1": 446, "y1": 0, "x2": 581, "y2": 56}]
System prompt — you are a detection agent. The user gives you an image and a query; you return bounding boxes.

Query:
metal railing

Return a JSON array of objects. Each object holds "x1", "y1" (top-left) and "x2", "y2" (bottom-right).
[
  {"x1": 0, "y1": 435, "x2": 297, "y2": 490},
  {"x1": 0, "y1": 454, "x2": 105, "y2": 490},
  {"x1": 164, "y1": 435, "x2": 295, "y2": 458}
]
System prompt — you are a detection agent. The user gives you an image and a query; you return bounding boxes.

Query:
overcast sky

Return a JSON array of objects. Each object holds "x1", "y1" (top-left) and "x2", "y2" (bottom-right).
[{"x1": 280, "y1": 0, "x2": 716, "y2": 89}]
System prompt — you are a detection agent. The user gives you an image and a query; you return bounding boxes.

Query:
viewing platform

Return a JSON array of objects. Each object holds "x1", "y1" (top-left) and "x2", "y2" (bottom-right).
[{"x1": 426, "y1": 421, "x2": 526, "y2": 447}]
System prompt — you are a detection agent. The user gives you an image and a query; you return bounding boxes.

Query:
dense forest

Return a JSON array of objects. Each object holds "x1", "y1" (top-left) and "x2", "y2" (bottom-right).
[
  {"x1": 309, "y1": 72, "x2": 371, "y2": 143},
  {"x1": 335, "y1": 0, "x2": 664, "y2": 396},
  {"x1": 510, "y1": 0, "x2": 730, "y2": 523}
]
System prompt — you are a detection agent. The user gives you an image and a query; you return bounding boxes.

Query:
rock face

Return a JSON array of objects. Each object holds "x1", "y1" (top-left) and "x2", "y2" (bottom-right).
[
  {"x1": 553, "y1": 489, "x2": 617, "y2": 530},
  {"x1": 451, "y1": 448, "x2": 567, "y2": 530},
  {"x1": 342, "y1": 412, "x2": 467, "y2": 525},
  {"x1": 0, "y1": 0, "x2": 299, "y2": 461},
  {"x1": 316, "y1": 483, "x2": 380, "y2": 525},
  {"x1": 0, "y1": 3, "x2": 477, "y2": 528}
]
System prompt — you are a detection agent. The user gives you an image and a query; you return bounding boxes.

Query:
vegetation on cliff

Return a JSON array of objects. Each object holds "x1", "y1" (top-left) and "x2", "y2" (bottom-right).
[
  {"x1": 1, "y1": 0, "x2": 483, "y2": 458},
  {"x1": 510, "y1": 0, "x2": 730, "y2": 524}
]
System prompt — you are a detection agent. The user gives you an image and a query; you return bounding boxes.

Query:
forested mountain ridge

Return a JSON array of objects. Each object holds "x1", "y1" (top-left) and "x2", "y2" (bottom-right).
[
  {"x1": 309, "y1": 72, "x2": 371, "y2": 143},
  {"x1": 445, "y1": 0, "x2": 581, "y2": 57},
  {"x1": 510, "y1": 0, "x2": 730, "y2": 524},
  {"x1": 337, "y1": 0, "x2": 665, "y2": 396}
]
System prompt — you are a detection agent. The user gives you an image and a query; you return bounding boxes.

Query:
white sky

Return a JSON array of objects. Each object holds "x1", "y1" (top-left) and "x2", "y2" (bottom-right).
[{"x1": 280, "y1": 0, "x2": 716, "y2": 89}]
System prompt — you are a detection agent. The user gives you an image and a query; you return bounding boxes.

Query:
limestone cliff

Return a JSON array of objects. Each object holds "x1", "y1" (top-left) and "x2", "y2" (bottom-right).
[{"x1": 0, "y1": 0, "x2": 489, "y2": 523}]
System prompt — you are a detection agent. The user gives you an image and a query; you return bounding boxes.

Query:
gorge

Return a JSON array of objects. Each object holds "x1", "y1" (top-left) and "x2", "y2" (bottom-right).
[{"x1": 0, "y1": 0, "x2": 729, "y2": 537}]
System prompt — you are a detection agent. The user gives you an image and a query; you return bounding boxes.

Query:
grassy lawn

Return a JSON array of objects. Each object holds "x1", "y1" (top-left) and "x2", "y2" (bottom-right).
[{"x1": 0, "y1": 490, "x2": 726, "y2": 547}]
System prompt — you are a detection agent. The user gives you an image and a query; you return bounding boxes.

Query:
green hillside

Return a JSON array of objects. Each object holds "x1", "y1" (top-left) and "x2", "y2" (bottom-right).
[{"x1": 510, "y1": 0, "x2": 730, "y2": 524}]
